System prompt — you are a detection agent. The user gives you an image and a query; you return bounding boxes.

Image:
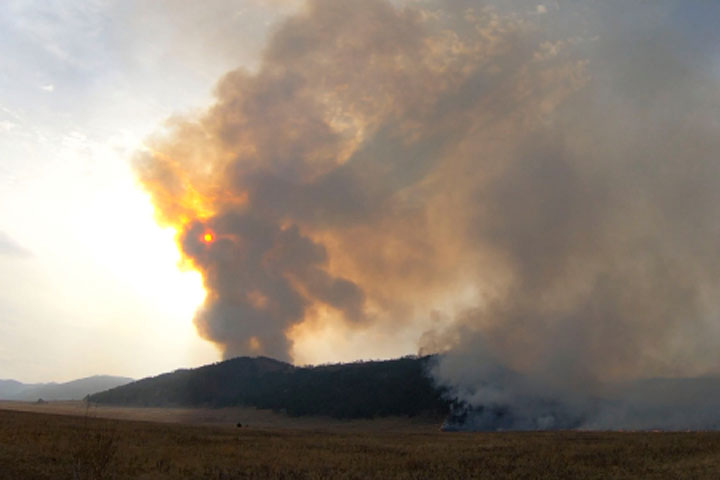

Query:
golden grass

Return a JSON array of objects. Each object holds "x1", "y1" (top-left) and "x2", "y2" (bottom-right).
[{"x1": 2, "y1": 407, "x2": 720, "y2": 479}]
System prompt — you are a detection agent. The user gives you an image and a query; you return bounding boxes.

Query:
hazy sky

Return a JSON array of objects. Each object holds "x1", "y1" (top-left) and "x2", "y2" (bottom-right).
[
  {"x1": 2, "y1": 0, "x2": 719, "y2": 392},
  {"x1": 0, "y1": 0, "x2": 303, "y2": 382}
]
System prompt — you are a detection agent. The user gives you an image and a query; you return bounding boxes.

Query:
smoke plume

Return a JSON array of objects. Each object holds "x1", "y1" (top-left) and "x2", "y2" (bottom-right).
[{"x1": 135, "y1": 0, "x2": 720, "y2": 427}]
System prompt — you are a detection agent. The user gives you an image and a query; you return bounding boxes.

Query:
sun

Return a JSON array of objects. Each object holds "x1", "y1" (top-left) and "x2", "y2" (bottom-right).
[{"x1": 203, "y1": 232, "x2": 215, "y2": 243}]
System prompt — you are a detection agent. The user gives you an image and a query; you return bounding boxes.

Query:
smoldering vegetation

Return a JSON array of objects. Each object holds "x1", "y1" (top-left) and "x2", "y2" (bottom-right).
[
  {"x1": 134, "y1": 0, "x2": 720, "y2": 430},
  {"x1": 437, "y1": 354, "x2": 720, "y2": 431}
]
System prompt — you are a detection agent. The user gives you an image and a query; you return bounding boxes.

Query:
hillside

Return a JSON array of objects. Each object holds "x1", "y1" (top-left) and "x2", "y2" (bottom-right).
[
  {"x1": 0, "y1": 376, "x2": 133, "y2": 401},
  {"x1": 89, "y1": 356, "x2": 450, "y2": 419},
  {"x1": 0, "y1": 379, "x2": 27, "y2": 399}
]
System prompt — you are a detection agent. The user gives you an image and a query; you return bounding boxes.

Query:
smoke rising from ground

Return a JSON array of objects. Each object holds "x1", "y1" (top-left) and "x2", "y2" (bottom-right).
[{"x1": 135, "y1": 0, "x2": 720, "y2": 427}]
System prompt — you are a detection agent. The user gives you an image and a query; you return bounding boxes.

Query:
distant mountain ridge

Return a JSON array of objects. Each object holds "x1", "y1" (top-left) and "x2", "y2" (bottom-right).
[
  {"x1": 0, "y1": 380, "x2": 26, "y2": 399},
  {"x1": 89, "y1": 356, "x2": 450, "y2": 419},
  {"x1": 0, "y1": 375, "x2": 133, "y2": 401}
]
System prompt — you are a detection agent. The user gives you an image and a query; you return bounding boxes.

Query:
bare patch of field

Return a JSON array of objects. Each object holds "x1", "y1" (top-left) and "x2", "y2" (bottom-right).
[{"x1": 0, "y1": 400, "x2": 441, "y2": 432}]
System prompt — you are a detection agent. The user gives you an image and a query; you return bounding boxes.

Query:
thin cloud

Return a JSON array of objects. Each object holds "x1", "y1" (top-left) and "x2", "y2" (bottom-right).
[{"x1": 0, "y1": 231, "x2": 32, "y2": 258}]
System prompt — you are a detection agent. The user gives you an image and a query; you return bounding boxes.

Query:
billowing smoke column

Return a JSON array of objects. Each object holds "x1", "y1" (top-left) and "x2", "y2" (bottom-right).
[{"x1": 135, "y1": 0, "x2": 720, "y2": 428}]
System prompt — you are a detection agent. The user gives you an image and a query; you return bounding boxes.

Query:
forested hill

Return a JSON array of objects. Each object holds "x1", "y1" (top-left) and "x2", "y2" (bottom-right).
[{"x1": 88, "y1": 356, "x2": 450, "y2": 419}]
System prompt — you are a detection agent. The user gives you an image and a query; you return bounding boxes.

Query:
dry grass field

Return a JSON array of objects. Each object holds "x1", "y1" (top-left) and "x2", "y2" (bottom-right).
[
  {"x1": 2, "y1": 405, "x2": 720, "y2": 479},
  {"x1": 0, "y1": 401, "x2": 438, "y2": 431}
]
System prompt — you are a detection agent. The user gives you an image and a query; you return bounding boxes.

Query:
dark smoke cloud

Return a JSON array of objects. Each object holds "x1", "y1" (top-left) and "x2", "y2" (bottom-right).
[{"x1": 136, "y1": 0, "x2": 720, "y2": 428}]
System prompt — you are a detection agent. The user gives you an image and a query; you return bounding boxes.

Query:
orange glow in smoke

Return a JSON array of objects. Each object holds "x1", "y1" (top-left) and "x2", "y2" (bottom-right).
[{"x1": 203, "y1": 232, "x2": 215, "y2": 243}]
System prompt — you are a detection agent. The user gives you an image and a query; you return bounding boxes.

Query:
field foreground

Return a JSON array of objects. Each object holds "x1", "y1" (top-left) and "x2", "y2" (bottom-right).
[{"x1": 2, "y1": 408, "x2": 720, "y2": 479}]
